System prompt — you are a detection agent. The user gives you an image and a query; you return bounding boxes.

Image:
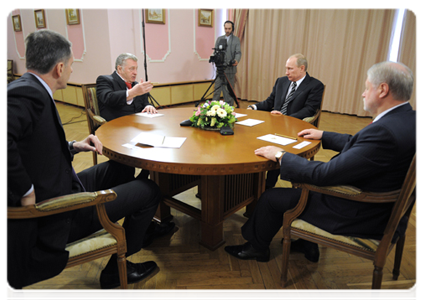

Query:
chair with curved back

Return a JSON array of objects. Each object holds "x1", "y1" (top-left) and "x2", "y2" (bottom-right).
[
  {"x1": 280, "y1": 154, "x2": 416, "y2": 289},
  {"x1": 8, "y1": 60, "x2": 14, "y2": 83},
  {"x1": 302, "y1": 85, "x2": 326, "y2": 128},
  {"x1": 82, "y1": 83, "x2": 107, "y2": 165},
  {"x1": 302, "y1": 85, "x2": 325, "y2": 161},
  {"x1": 8, "y1": 189, "x2": 128, "y2": 289}
]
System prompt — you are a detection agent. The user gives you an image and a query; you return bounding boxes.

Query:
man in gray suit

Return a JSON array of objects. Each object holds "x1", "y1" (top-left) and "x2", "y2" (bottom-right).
[{"x1": 212, "y1": 20, "x2": 242, "y2": 105}]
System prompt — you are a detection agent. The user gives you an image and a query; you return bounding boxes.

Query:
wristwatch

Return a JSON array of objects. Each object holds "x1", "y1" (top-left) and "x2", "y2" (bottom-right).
[{"x1": 275, "y1": 150, "x2": 286, "y2": 165}]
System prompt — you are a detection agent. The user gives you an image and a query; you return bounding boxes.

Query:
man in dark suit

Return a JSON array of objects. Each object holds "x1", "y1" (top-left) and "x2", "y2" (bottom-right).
[
  {"x1": 212, "y1": 20, "x2": 242, "y2": 105},
  {"x1": 8, "y1": 30, "x2": 160, "y2": 289},
  {"x1": 248, "y1": 53, "x2": 325, "y2": 188},
  {"x1": 96, "y1": 53, "x2": 176, "y2": 244},
  {"x1": 96, "y1": 53, "x2": 157, "y2": 121},
  {"x1": 225, "y1": 61, "x2": 415, "y2": 263}
]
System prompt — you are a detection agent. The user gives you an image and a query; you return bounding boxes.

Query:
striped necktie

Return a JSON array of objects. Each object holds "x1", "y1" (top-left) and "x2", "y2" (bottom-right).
[{"x1": 280, "y1": 82, "x2": 297, "y2": 115}]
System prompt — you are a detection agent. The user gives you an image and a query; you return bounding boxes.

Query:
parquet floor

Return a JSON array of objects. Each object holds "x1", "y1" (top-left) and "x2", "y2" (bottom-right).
[{"x1": 23, "y1": 100, "x2": 416, "y2": 295}]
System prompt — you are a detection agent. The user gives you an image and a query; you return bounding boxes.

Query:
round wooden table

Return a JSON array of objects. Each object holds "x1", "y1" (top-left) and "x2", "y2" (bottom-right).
[{"x1": 96, "y1": 107, "x2": 320, "y2": 250}]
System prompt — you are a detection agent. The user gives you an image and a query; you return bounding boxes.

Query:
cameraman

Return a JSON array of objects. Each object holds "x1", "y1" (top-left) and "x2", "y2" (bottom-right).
[{"x1": 212, "y1": 20, "x2": 242, "y2": 104}]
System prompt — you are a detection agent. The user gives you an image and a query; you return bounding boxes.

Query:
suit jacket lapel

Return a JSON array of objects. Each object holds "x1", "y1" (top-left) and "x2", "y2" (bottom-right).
[
  {"x1": 290, "y1": 73, "x2": 311, "y2": 99},
  {"x1": 112, "y1": 71, "x2": 128, "y2": 91}
]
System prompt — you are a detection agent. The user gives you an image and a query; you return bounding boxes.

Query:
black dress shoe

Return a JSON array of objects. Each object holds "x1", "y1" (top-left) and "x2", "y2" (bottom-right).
[
  {"x1": 282, "y1": 238, "x2": 320, "y2": 263},
  {"x1": 100, "y1": 260, "x2": 157, "y2": 289},
  {"x1": 142, "y1": 221, "x2": 176, "y2": 248},
  {"x1": 225, "y1": 242, "x2": 270, "y2": 262}
]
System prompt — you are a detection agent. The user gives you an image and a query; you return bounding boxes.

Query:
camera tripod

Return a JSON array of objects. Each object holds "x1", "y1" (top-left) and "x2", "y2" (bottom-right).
[{"x1": 195, "y1": 65, "x2": 240, "y2": 108}]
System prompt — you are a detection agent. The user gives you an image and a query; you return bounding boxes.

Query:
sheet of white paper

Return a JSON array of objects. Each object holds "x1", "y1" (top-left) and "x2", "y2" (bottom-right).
[
  {"x1": 293, "y1": 141, "x2": 311, "y2": 149},
  {"x1": 136, "y1": 112, "x2": 164, "y2": 118},
  {"x1": 234, "y1": 113, "x2": 247, "y2": 118},
  {"x1": 236, "y1": 119, "x2": 265, "y2": 126},
  {"x1": 131, "y1": 133, "x2": 165, "y2": 147},
  {"x1": 130, "y1": 133, "x2": 186, "y2": 148},
  {"x1": 257, "y1": 134, "x2": 297, "y2": 146}
]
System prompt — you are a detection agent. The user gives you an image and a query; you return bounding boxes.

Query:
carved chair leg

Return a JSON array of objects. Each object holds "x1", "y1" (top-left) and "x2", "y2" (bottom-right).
[
  {"x1": 117, "y1": 254, "x2": 127, "y2": 289},
  {"x1": 281, "y1": 237, "x2": 292, "y2": 287},
  {"x1": 12, "y1": 289, "x2": 25, "y2": 300},
  {"x1": 393, "y1": 235, "x2": 406, "y2": 280},
  {"x1": 372, "y1": 265, "x2": 383, "y2": 289}
]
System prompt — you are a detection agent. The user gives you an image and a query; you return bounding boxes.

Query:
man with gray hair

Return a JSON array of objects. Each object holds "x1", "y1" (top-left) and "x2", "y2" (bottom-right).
[
  {"x1": 96, "y1": 53, "x2": 176, "y2": 246},
  {"x1": 248, "y1": 53, "x2": 325, "y2": 189},
  {"x1": 96, "y1": 53, "x2": 157, "y2": 121},
  {"x1": 8, "y1": 30, "x2": 161, "y2": 289},
  {"x1": 225, "y1": 61, "x2": 415, "y2": 264}
]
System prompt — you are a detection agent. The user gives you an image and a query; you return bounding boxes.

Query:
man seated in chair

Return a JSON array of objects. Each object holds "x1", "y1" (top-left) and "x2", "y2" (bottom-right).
[
  {"x1": 96, "y1": 53, "x2": 157, "y2": 121},
  {"x1": 96, "y1": 53, "x2": 175, "y2": 246},
  {"x1": 225, "y1": 61, "x2": 415, "y2": 263},
  {"x1": 8, "y1": 30, "x2": 161, "y2": 289},
  {"x1": 247, "y1": 53, "x2": 325, "y2": 189}
]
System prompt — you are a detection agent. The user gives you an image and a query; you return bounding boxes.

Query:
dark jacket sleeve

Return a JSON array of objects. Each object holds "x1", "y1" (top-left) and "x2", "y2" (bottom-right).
[
  {"x1": 255, "y1": 78, "x2": 281, "y2": 111},
  {"x1": 96, "y1": 75, "x2": 127, "y2": 108},
  {"x1": 279, "y1": 125, "x2": 398, "y2": 189},
  {"x1": 8, "y1": 84, "x2": 47, "y2": 206},
  {"x1": 289, "y1": 80, "x2": 324, "y2": 120}
]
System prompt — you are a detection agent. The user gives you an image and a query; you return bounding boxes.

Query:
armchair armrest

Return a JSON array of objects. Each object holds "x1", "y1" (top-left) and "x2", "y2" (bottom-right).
[
  {"x1": 87, "y1": 109, "x2": 107, "y2": 127},
  {"x1": 292, "y1": 183, "x2": 400, "y2": 203},
  {"x1": 8, "y1": 189, "x2": 117, "y2": 219},
  {"x1": 302, "y1": 109, "x2": 320, "y2": 124}
]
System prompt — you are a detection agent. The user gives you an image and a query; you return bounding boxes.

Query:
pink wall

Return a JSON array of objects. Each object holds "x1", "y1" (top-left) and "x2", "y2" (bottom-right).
[{"x1": 7, "y1": 9, "x2": 227, "y2": 85}]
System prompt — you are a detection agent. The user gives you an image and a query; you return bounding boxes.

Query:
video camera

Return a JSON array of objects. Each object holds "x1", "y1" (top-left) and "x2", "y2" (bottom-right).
[{"x1": 209, "y1": 39, "x2": 228, "y2": 66}]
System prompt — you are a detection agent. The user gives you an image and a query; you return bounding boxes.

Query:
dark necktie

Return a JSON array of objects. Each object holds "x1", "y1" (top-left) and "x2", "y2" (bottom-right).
[{"x1": 281, "y1": 82, "x2": 297, "y2": 115}]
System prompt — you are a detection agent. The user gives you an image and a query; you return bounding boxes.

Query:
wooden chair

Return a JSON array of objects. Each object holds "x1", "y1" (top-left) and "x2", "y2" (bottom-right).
[
  {"x1": 82, "y1": 83, "x2": 107, "y2": 165},
  {"x1": 281, "y1": 155, "x2": 416, "y2": 289},
  {"x1": 302, "y1": 85, "x2": 326, "y2": 128},
  {"x1": 7, "y1": 60, "x2": 14, "y2": 83},
  {"x1": 8, "y1": 189, "x2": 128, "y2": 289}
]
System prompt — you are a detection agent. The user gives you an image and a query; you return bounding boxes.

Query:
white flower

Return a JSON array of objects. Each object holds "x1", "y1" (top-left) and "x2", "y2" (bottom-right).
[
  {"x1": 216, "y1": 108, "x2": 227, "y2": 118},
  {"x1": 207, "y1": 110, "x2": 216, "y2": 116},
  {"x1": 211, "y1": 105, "x2": 220, "y2": 112}
]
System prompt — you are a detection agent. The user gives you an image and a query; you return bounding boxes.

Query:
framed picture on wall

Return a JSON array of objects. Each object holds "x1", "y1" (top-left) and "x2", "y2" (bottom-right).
[
  {"x1": 145, "y1": 9, "x2": 165, "y2": 24},
  {"x1": 66, "y1": 9, "x2": 80, "y2": 25},
  {"x1": 12, "y1": 15, "x2": 22, "y2": 32},
  {"x1": 199, "y1": 9, "x2": 213, "y2": 27},
  {"x1": 34, "y1": 9, "x2": 46, "y2": 29}
]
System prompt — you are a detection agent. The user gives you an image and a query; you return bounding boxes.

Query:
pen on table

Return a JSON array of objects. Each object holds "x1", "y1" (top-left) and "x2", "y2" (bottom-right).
[{"x1": 274, "y1": 133, "x2": 297, "y2": 140}]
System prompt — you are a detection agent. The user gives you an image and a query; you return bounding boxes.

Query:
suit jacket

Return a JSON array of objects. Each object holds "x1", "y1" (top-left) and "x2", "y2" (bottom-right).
[
  {"x1": 8, "y1": 73, "x2": 78, "y2": 288},
  {"x1": 96, "y1": 71, "x2": 150, "y2": 121},
  {"x1": 255, "y1": 73, "x2": 324, "y2": 120},
  {"x1": 280, "y1": 103, "x2": 415, "y2": 239},
  {"x1": 215, "y1": 34, "x2": 241, "y2": 75}
]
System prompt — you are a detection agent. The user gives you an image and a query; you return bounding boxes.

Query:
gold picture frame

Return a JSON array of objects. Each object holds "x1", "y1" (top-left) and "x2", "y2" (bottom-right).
[
  {"x1": 199, "y1": 9, "x2": 213, "y2": 27},
  {"x1": 12, "y1": 15, "x2": 22, "y2": 32},
  {"x1": 66, "y1": 9, "x2": 80, "y2": 25},
  {"x1": 34, "y1": 9, "x2": 46, "y2": 29},
  {"x1": 145, "y1": 9, "x2": 165, "y2": 24}
]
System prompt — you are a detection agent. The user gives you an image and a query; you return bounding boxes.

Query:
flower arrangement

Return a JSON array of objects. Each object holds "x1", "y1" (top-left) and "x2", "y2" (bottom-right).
[{"x1": 189, "y1": 100, "x2": 237, "y2": 129}]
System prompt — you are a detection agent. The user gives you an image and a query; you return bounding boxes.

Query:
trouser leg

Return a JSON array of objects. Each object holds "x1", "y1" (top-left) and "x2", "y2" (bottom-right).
[
  {"x1": 68, "y1": 161, "x2": 161, "y2": 256},
  {"x1": 265, "y1": 169, "x2": 280, "y2": 189},
  {"x1": 241, "y1": 188, "x2": 302, "y2": 251}
]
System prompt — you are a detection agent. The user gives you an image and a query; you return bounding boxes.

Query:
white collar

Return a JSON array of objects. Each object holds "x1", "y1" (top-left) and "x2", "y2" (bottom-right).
[
  {"x1": 28, "y1": 72, "x2": 54, "y2": 100},
  {"x1": 373, "y1": 102, "x2": 409, "y2": 123}
]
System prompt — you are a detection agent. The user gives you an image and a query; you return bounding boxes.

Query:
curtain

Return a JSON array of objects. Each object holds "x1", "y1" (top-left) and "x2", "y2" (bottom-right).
[
  {"x1": 235, "y1": 9, "x2": 408, "y2": 116},
  {"x1": 232, "y1": 9, "x2": 249, "y2": 43},
  {"x1": 398, "y1": 10, "x2": 416, "y2": 109}
]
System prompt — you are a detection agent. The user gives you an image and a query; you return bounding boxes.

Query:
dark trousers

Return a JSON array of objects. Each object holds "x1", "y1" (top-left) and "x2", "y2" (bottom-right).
[
  {"x1": 265, "y1": 169, "x2": 280, "y2": 189},
  {"x1": 68, "y1": 161, "x2": 161, "y2": 257},
  {"x1": 241, "y1": 188, "x2": 302, "y2": 251}
]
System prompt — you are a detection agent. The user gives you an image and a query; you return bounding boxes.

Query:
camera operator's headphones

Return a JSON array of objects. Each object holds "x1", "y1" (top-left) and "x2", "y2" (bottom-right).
[{"x1": 225, "y1": 20, "x2": 234, "y2": 33}]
